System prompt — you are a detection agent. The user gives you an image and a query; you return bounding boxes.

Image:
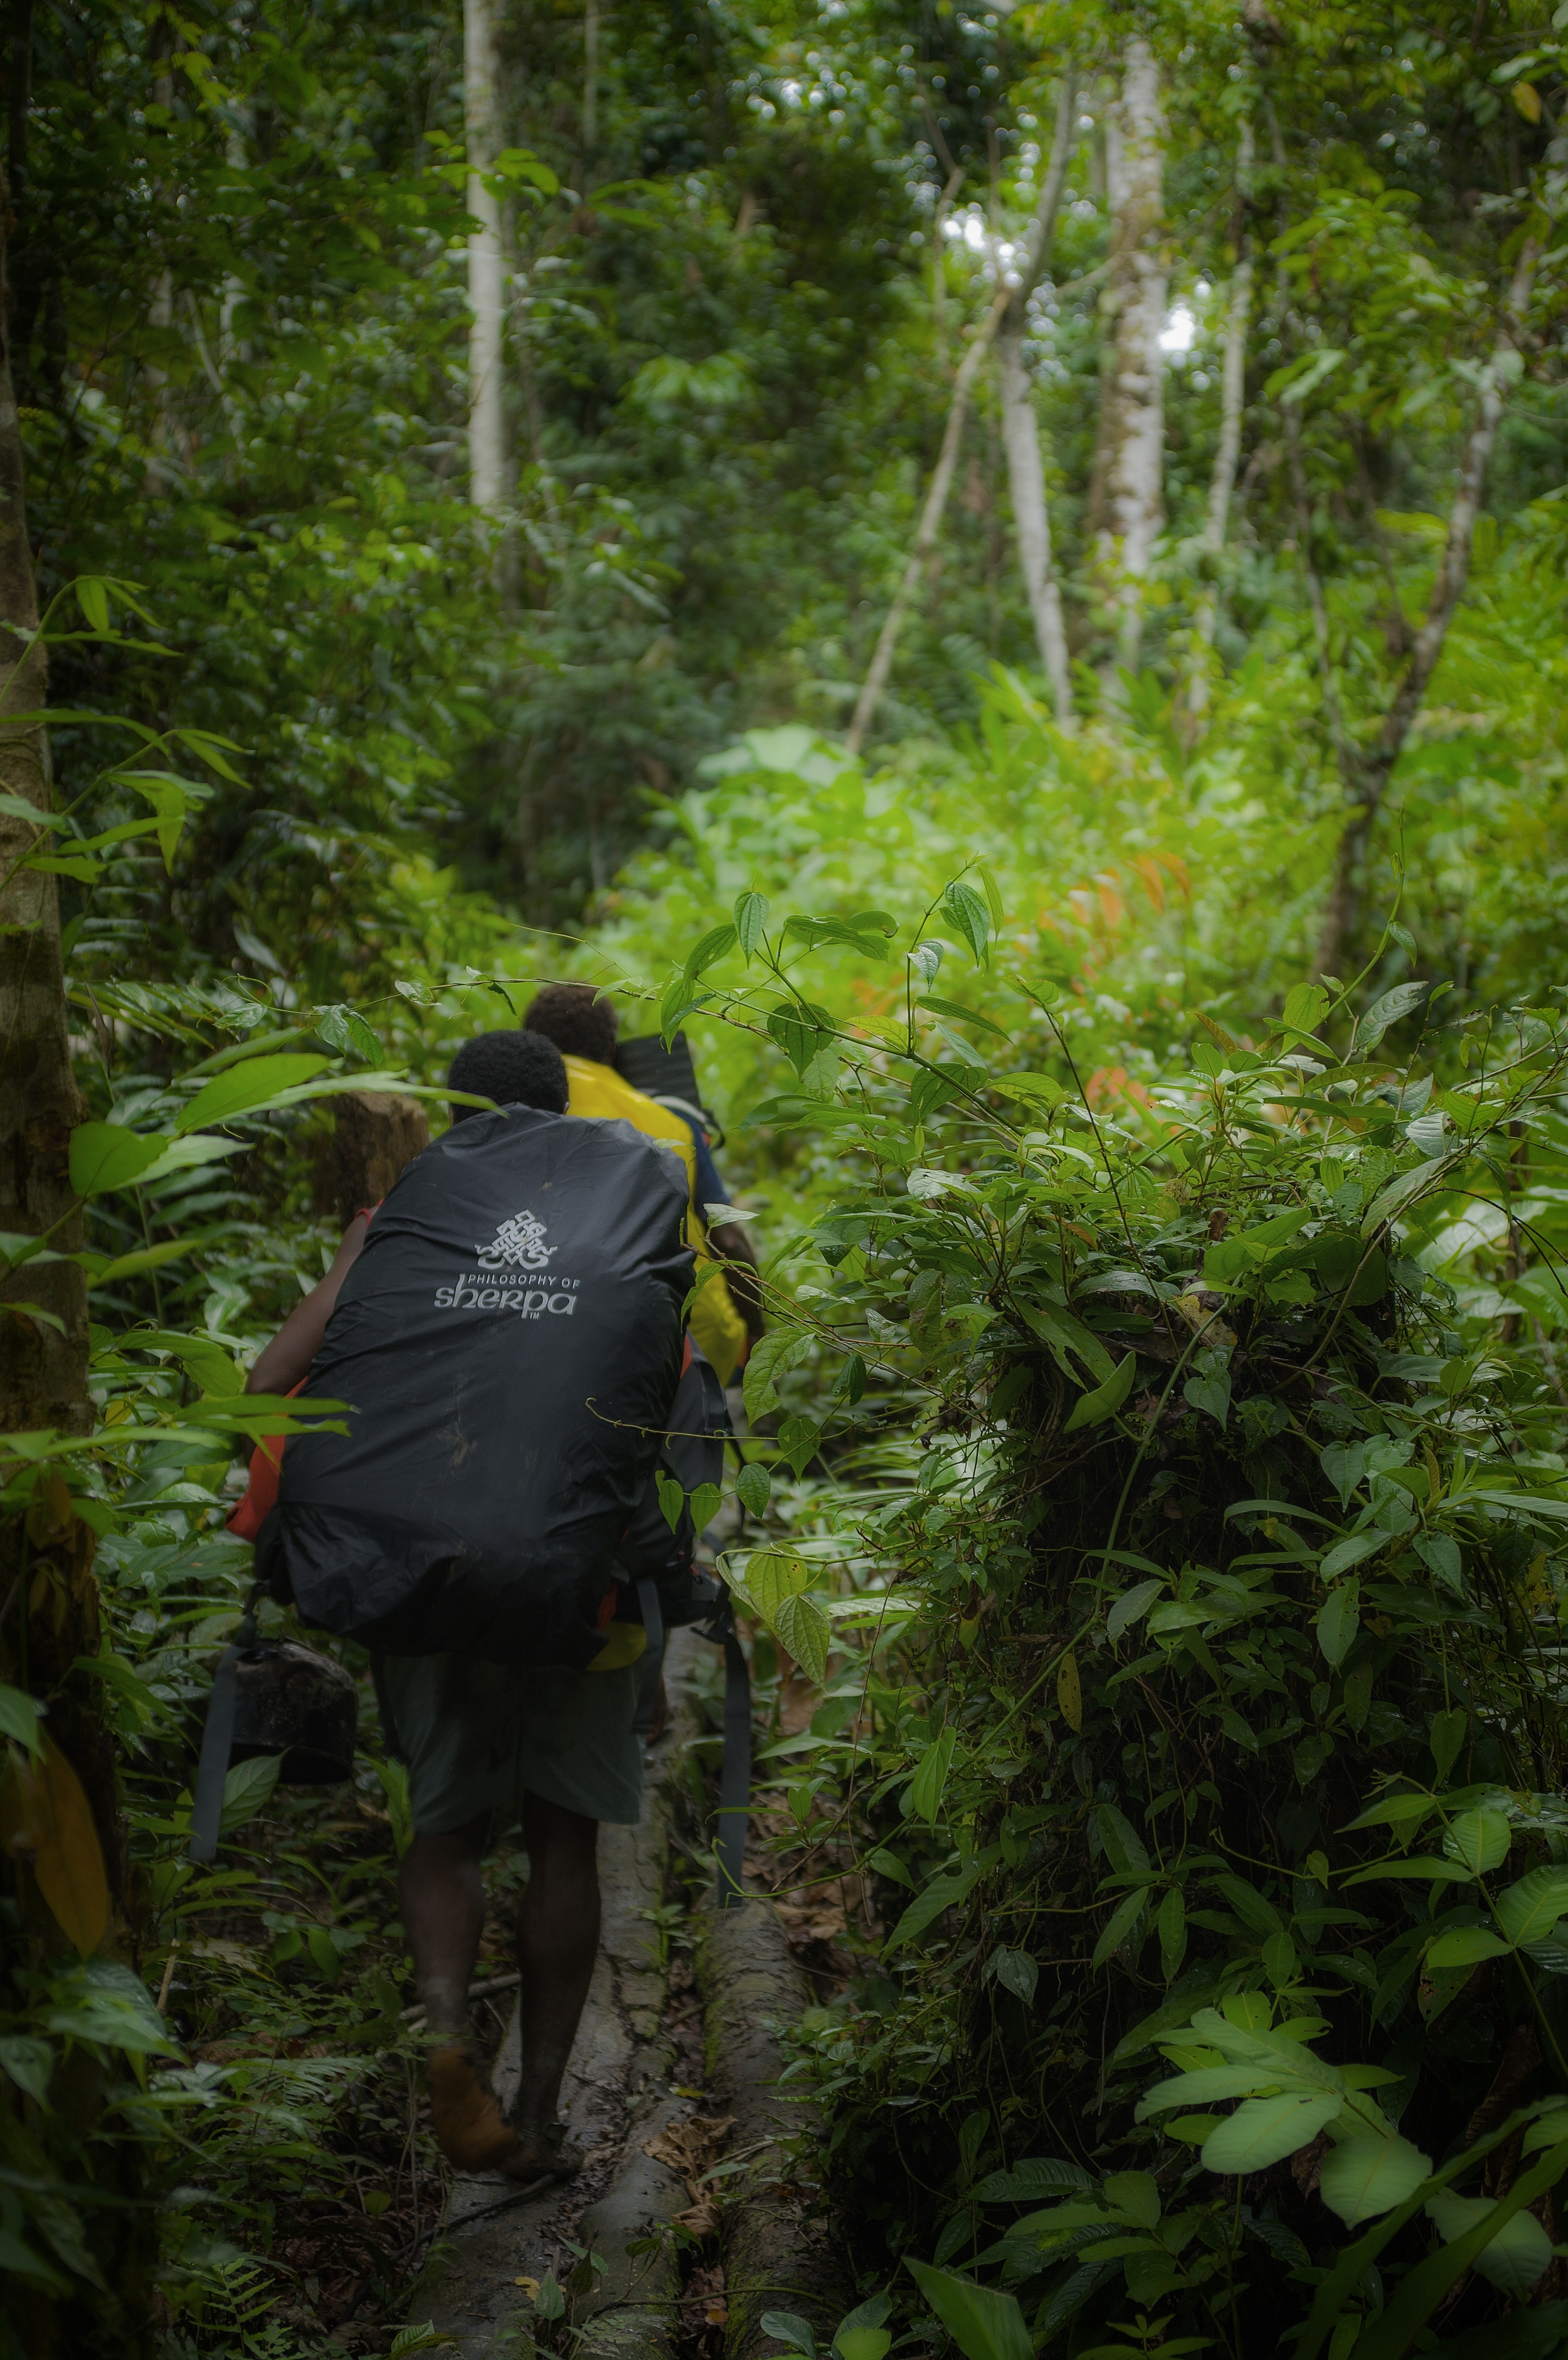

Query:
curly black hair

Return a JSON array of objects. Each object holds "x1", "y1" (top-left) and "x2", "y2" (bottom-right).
[
  {"x1": 524, "y1": 982, "x2": 618, "y2": 1066},
  {"x1": 447, "y1": 1030, "x2": 569, "y2": 1121}
]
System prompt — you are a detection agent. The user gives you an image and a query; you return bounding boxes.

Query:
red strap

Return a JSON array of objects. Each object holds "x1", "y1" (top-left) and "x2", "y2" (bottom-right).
[{"x1": 226, "y1": 1377, "x2": 306, "y2": 1541}]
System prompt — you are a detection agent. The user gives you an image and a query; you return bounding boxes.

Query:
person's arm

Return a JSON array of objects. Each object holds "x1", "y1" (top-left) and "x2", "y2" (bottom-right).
[
  {"x1": 706, "y1": 1219, "x2": 765, "y2": 1343},
  {"x1": 246, "y1": 1214, "x2": 370, "y2": 1395}
]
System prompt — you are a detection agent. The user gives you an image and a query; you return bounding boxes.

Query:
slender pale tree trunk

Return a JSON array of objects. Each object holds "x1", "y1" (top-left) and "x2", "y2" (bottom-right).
[
  {"x1": 1188, "y1": 122, "x2": 1254, "y2": 716},
  {"x1": 465, "y1": 0, "x2": 507, "y2": 514},
  {"x1": 1312, "y1": 230, "x2": 1542, "y2": 976},
  {"x1": 582, "y1": 0, "x2": 598, "y2": 153},
  {"x1": 846, "y1": 85, "x2": 1076, "y2": 757},
  {"x1": 1093, "y1": 37, "x2": 1166, "y2": 674},
  {"x1": 998, "y1": 77, "x2": 1078, "y2": 729}
]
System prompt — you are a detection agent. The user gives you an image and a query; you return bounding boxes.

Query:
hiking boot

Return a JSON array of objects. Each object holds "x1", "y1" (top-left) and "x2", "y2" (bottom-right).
[
  {"x1": 506, "y1": 2110, "x2": 587, "y2": 2179},
  {"x1": 427, "y1": 2041, "x2": 538, "y2": 2179}
]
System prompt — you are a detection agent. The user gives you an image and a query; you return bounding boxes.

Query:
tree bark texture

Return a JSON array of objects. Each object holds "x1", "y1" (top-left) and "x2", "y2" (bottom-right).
[
  {"x1": 1093, "y1": 38, "x2": 1167, "y2": 674},
  {"x1": 0, "y1": 147, "x2": 154, "y2": 2360},
  {"x1": 998, "y1": 77, "x2": 1078, "y2": 729},
  {"x1": 0, "y1": 175, "x2": 87, "y2": 1437},
  {"x1": 465, "y1": 0, "x2": 507, "y2": 513},
  {"x1": 1313, "y1": 231, "x2": 1542, "y2": 976},
  {"x1": 312, "y1": 1089, "x2": 431, "y2": 1230},
  {"x1": 846, "y1": 81, "x2": 1076, "y2": 757}
]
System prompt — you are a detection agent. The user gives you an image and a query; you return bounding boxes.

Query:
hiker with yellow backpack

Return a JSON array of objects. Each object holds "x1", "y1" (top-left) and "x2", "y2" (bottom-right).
[
  {"x1": 220, "y1": 1024, "x2": 745, "y2": 2186},
  {"x1": 521, "y1": 981, "x2": 761, "y2": 1384}
]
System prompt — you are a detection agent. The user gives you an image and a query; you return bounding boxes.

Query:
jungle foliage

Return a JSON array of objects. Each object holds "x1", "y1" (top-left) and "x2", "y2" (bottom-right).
[{"x1": 6, "y1": 0, "x2": 1568, "y2": 2355}]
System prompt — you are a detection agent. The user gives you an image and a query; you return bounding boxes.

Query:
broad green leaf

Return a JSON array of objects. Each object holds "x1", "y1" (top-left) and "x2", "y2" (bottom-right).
[
  {"x1": 1424, "y1": 1926, "x2": 1510, "y2": 1971},
  {"x1": 988, "y1": 1947, "x2": 1038, "y2": 2005},
  {"x1": 882, "y1": 1861, "x2": 983, "y2": 1954},
  {"x1": 1341, "y1": 1857, "x2": 1475, "y2": 1887},
  {"x1": 218, "y1": 1752, "x2": 282, "y2": 1834},
  {"x1": 1429, "y1": 1707, "x2": 1468, "y2": 1784},
  {"x1": 1107, "y1": 1578, "x2": 1163, "y2": 1642},
  {"x1": 129, "y1": 1135, "x2": 249, "y2": 1190},
  {"x1": 1091, "y1": 1888, "x2": 1147, "y2": 1971},
  {"x1": 1158, "y1": 1884, "x2": 1187, "y2": 1981},
  {"x1": 1138, "y1": 2066, "x2": 1310, "y2": 2116},
  {"x1": 1495, "y1": 1867, "x2": 1568, "y2": 1947},
  {"x1": 1316, "y1": 1577, "x2": 1360, "y2": 1668},
  {"x1": 1319, "y1": 1531, "x2": 1384, "y2": 1581},
  {"x1": 1443, "y1": 1808, "x2": 1510, "y2": 1875},
  {"x1": 992, "y1": 1072, "x2": 1066, "y2": 1108},
  {"x1": 76, "y1": 576, "x2": 111, "y2": 632},
  {"x1": 1353, "y1": 980, "x2": 1429, "y2": 1053},
  {"x1": 736, "y1": 1548, "x2": 813, "y2": 1619},
  {"x1": 904, "y1": 2260, "x2": 1032, "y2": 2360},
  {"x1": 776, "y1": 1413, "x2": 821, "y2": 1477},
  {"x1": 736, "y1": 1462, "x2": 771, "y2": 1516},
  {"x1": 909, "y1": 1727, "x2": 957, "y2": 1826},
  {"x1": 313, "y1": 1003, "x2": 382, "y2": 1061},
  {"x1": 176, "y1": 1054, "x2": 332, "y2": 1134},
  {"x1": 743, "y1": 1325, "x2": 812, "y2": 1419},
  {"x1": 0, "y1": 1683, "x2": 45, "y2": 1758},
  {"x1": 835, "y1": 2332, "x2": 890, "y2": 2360},
  {"x1": 1200, "y1": 2093, "x2": 1343, "y2": 2174},
  {"x1": 773, "y1": 1590, "x2": 829, "y2": 1686},
  {"x1": 1281, "y1": 982, "x2": 1329, "y2": 1035},
  {"x1": 734, "y1": 890, "x2": 768, "y2": 960},
  {"x1": 684, "y1": 923, "x2": 738, "y2": 980},
  {"x1": 759, "y1": 2315, "x2": 817, "y2": 2359},
  {"x1": 68, "y1": 1122, "x2": 169, "y2": 1197},
  {"x1": 941, "y1": 881, "x2": 992, "y2": 967},
  {"x1": 1425, "y1": 2195, "x2": 1555, "y2": 2297},
  {"x1": 1342, "y1": 1792, "x2": 1437, "y2": 1833},
  {"x1": 1318, "y1": 2132, "x2": 1432, "y2": 2226},
  {"x1": 656, "y1": 1470, "x2": 684, "y2": 1533},
  {"x1": 1062, "y1": 1349, "x2": 1138, "y2": 1434},
  {"x1": 970, "y1": 2159, "x2": 1089, "y2": 2204}
]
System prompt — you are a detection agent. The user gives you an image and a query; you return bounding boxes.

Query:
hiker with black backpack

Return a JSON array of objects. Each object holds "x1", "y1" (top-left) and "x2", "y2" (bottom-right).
[{"x1": 236, "y1": 1027, "x2": 719, "y2": 2184}]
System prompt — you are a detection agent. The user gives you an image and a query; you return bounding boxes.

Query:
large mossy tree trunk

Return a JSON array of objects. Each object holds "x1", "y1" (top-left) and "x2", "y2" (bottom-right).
[{"x1": 0, "y1": 142, "x2": 157, "y2": 2360}]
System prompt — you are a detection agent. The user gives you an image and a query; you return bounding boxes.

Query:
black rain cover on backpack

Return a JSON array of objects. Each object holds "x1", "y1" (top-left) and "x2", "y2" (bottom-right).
[{"x1": 268, "y1": 1106, "x2": 691, "y2": 1668}]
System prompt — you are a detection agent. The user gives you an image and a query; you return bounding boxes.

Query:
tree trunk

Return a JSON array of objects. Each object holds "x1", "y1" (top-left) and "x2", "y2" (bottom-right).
[
  {"x1": 1188, "y1": 123, "x2": 1253, "y2": 716},
  {"x1": 0, "y1": 147, "x2": 155, "y2": 2360},
  {"x1": 998, "y1": 77, "x2": 1078, "y2": 729},
  {"x1": 1093, "y1": 38, "x2": 1166, "y2": 675},
  {"x1": 582, "y1": 0, "x2": 598, "y2": 155},
  {"x1": 465, "y1": 0, "x2": 507, "y2": 514},
  {"x1": 0, "y1": 213, "x2": 86, "y2": 1437},
  {"x1": 1313, "y1": 231, "x2": 1542, "y2": 976},
  {"x1": 846, "y1": 80, "x2": 1076, "y2": 758}
]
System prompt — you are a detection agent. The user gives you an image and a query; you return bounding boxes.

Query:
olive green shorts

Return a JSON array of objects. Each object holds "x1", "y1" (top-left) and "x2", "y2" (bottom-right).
[{"x1": 377, "y1": 1653, "x2": 644, "y2": 1834}]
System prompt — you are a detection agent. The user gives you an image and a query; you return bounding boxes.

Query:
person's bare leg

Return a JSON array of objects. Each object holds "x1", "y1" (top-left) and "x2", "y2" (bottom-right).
[
  {"x1": 400, "y1": 1810, "x2": 489, "y2": 2033},
  {"x1": 510, "y1": 1791, "x2": 600, "y2": 2167},
  {"x1": 401, "y1": 1811, "x2": 533, "y2": 2177}
]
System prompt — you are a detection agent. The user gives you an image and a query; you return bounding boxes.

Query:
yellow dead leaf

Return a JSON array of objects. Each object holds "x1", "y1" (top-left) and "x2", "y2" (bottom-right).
[
  {"x1": 1057, "y1": 1651, "x2": 1083, "y2": 1733},
  {"x1": 1513, "y1": 80, "x2": 1542, "y2": 122},
  {"x1": 0, "y1": 1736, "x2": 110, "y2": 1956}
]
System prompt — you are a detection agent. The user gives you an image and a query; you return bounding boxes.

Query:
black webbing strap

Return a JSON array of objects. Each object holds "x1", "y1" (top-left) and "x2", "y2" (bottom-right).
[
  {"x1": 189, "y1": 1584, "x2": 261, "y2": 1865},
  {"x1": 714, "y1": 1595, "x2": 751, "y2": 1912},
  {"x1": 633, "y1": 1576, "x2": 666, "y2": 1736}
]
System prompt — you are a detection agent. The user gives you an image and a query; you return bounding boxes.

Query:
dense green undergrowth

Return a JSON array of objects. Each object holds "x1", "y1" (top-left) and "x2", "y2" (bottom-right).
[
  {"x1": 14, "y1": 656, "x2": 1568, "y2": 2354},
  {"x1": 627, "y1": 842, "x2": 1568, "y2": 2356}
]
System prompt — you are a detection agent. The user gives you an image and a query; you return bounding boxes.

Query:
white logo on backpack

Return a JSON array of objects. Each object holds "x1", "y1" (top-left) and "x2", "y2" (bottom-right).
[{"x1": 475, "y1": 1209, "x2": 557, "y2": 1271}]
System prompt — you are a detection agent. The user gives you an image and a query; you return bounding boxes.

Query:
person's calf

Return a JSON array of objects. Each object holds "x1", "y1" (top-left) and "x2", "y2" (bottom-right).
[
  {"x1": 399, "y1": 1814, "x2": 490, "y2": 2035},
  {"x1": 509, "y1": 1792, "x2": 601, "y2": 2162}
]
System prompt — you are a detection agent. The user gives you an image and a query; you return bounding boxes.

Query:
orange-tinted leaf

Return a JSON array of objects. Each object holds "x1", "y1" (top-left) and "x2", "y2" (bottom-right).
[
  {"x1": 0, "y1": 1738, "x2": 109, "y2": 1955},
  {"x1": 1057, "y1": 1650, "x2": 1083, "y2": 1733}
]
